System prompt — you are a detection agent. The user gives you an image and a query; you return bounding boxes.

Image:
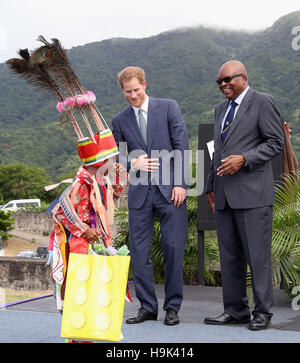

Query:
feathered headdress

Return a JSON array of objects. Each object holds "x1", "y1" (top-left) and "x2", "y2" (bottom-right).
[{"x1": 6, "y1": 36, "x2": 118, "y2": 166}]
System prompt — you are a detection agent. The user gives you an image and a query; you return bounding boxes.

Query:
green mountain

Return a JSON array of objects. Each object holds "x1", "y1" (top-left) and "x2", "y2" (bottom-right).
[{"x1": 0, "y1": 11, "x2": 299, "y2": 179}]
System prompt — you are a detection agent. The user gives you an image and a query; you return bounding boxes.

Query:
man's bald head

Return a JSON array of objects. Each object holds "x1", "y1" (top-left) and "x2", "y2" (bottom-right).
[
  {"x1": 219, "y1": 60, "x2": 248, "y2": 77},
  {"x1": 217, "y1": 60, "x2": 248, "y2": 100}
]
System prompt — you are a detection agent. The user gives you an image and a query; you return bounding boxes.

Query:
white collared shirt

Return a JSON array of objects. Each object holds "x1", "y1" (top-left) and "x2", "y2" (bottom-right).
[
  {"x1": 132, "y1": 96, "x2": 149, "y2": 127},
  {"x1": 221, "y1": 86, "x2": 249, "y2": 129}
]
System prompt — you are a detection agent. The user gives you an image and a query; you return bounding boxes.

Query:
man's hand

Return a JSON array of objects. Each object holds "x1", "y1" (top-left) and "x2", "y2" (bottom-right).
[
  {"x1": 82, "y1": 228, "x2": 100, "y2": 244},
  {"x1": 207, "y1": 192, "x2": 215, "y2": 214},
  {"x1": 217, "y1": 155, "x2": 245, "y2": 176},
  {"x1": 172, "y1": 187, "x2": 186, "y2": 207},
  {"x1": 131, "y1": 154, "x2": 160, "y2": 172}
]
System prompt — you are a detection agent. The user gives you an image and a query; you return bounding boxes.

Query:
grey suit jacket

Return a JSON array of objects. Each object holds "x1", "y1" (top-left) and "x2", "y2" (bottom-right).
[
  {"x1": 112, "y1": 97, "x2": 190, "y2": 209},
  {"x1": 206, "y1": 88, "x2": 284, "y2": 210}
]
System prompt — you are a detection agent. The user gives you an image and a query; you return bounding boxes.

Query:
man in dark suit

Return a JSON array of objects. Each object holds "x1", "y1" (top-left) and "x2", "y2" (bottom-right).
[
  {"x1": 205, "y1": 60, "x2": 284, "y2": 330},
  {"x1": 112, "y1": 67, "x2": 189, "y2": 325}
]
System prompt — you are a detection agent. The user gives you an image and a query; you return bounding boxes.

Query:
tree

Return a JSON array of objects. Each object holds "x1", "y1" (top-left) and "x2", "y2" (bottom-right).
[
  {"x1": 0, "y1": 210, "x2": 14, "y2": 241},
  {"x1": 0, "y1": 163, "x2": 51, "y2": 203}
]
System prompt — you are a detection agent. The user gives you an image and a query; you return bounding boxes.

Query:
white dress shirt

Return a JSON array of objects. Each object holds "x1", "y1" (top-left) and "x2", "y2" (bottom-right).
[{"x1": 221, "y1": 86, "x2": 249, "y2": 130}]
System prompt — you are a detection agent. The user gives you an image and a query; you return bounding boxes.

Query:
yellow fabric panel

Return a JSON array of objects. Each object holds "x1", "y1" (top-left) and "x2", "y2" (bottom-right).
[{"x1": 61, "y1": 253, "x2": 130, "y2": 342}]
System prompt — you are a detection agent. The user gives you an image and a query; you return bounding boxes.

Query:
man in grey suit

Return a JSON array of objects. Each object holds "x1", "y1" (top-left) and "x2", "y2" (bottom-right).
[
  {"x1": 204, "y1": 60, "x2": 284, "y2": 330},
  {"x1": 112, "y1": 67, "x2": 189, "y2": 326}
]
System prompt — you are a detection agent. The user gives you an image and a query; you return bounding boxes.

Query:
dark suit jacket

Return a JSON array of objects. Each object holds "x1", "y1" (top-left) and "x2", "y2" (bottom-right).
[
  {"x1": 112, "y1": 97, "x2": 190, "y2": 209},
  {"x1": 206, "y1": 88, "x2": 284, "y2": 210}
]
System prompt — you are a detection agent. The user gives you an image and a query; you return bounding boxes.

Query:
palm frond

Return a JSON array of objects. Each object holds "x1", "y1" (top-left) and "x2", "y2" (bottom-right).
[
  {"x1": 271, "y1": 170, "x2": 300, "y2": 288},
  {"x1": 274, "y1": 170, "x2": 300, "y2": 207}
]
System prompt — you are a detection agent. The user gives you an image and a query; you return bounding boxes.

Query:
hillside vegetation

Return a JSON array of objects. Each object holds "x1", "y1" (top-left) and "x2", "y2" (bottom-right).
[{"x1": 0, "y1": 11, "x2": 299, "y2": 179}]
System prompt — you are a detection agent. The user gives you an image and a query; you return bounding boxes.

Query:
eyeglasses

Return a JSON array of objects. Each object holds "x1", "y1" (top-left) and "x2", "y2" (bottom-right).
[{"x1": 216, "y1": 73, "x2": 244, "y2": 86}]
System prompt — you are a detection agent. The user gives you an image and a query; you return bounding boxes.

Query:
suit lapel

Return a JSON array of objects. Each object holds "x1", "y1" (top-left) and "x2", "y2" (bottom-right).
[
  {"x1": 147, "y1": 97, "x2": 160, "y2": 151},
  {"x1": 124, "y1": 106, "x2": 147, "y2": 150},
  {"x1": 222, "y1": 88, "x2": 254, "y2": 146}
]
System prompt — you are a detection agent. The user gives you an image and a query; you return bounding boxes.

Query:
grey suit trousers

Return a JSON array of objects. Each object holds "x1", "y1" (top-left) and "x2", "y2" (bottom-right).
[{"x1": 215, "y1": 202, "x2": 273, "y2": 319}]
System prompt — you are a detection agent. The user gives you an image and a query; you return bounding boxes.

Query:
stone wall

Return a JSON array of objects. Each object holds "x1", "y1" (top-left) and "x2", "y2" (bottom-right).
[
  {"x1": 4, "y1": 192, "x2": 129, "y2": 291},
  {"x1": 13, "y1": 211, "x2": 120, "y2": 239},
  {"x1": 13, "y1": 212, "x2": 53, "y2": 234},
  {"x1": 0, "y1": 257, "x2": 52, "y2": 291},
  {"x1": 12, "y1": 188, "x2": 128, "y2": 235}
]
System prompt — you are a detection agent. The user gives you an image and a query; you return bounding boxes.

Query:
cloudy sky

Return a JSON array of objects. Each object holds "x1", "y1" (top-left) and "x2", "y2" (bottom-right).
[{"x1": 0, "y1": 0, "x2": 299, "y2": 63}]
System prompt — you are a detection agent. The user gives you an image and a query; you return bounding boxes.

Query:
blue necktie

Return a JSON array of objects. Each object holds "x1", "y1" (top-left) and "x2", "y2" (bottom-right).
[{"x1": 221, "y1": 101, "x2": 238, "y2": 143}]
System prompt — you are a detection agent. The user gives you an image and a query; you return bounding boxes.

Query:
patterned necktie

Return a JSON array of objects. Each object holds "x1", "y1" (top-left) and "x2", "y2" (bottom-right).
[
  {"x1": 138, "y1": 108, "x2": 147, "y2": 145},
  {"x1": 221, "y1": 101, "x2": 238, "y2": 143}
]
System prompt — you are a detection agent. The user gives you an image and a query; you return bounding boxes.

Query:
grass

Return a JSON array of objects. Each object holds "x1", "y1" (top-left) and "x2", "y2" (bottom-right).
[
  {"x1": 1, "y1": 236, "x2": 53, "y2": 305},
  {"x1": 1, "y1": 288, "x2": 53, "y2": 305}
]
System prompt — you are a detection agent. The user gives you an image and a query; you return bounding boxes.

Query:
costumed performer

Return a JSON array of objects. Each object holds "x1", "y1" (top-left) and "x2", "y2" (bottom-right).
[
  {"x1": 5, "y1": 36, "x2": 129, "y2": 325},
  {"x1": 6, "y1": 36, "x2": 130, "y2": 343},
  {"x1": 48, "y1": 151, "x2": 126, "y2": 312}
]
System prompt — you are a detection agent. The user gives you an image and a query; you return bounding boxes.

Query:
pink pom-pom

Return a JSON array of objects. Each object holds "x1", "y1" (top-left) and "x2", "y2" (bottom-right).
[
  {"x1": 75, "y1": 94, "x2": 85, "y2": 106},
  {"x1": 56, "y1": 102, "x2": 64, "y2": 113},
  {"x1": 56, "y1": 92, "x2": 96, "y2": 113},
  {"x1": 86, "y1": 91, "x2": 96, "y2": 103},
  {"x1": 64, "y1": 97, "x2": 75, "y2": 108},
  {"x1": 75, "y1": 91, "x2": 96, "y2": 106},
  {"x1": 56, "y1": 97, "x2": 75, "y2": 113},
  {"x1": 82, "y1": 93, "x2": 90, "y2": 104}
]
